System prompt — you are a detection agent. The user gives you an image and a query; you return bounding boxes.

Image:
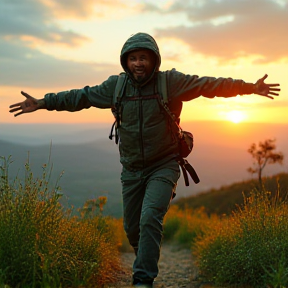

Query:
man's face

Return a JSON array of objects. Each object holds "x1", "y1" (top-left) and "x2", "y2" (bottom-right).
[{"x1": 126, "y1": 49, "x2": 156, "y2": 82}]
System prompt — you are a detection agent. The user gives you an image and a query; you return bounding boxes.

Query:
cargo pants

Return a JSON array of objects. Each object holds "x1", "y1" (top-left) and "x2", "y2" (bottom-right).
[{"x1": 121, "y1": 158, "x2": 180, "y2": 284}]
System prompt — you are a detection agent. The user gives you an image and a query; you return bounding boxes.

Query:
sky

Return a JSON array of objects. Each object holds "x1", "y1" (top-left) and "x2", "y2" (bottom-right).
[{"x1": 1, "y1": 0, "x2": 288, "y2": 125}]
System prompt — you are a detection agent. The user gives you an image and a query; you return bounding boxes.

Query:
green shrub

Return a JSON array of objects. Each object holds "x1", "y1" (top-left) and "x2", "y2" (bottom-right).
[
  {"x1": 164, "y1": 205, "x2": 219, "y2": 248},
  {"x1": 163, "y1": 211, "x2": 182, "y2": 241},
  {"x1": 175, "y1": 221, "x2": 202, "y2": 248},
  {"x1": 194, "y1": 189, "x2": 288, "y2": 288},
  {"x1": 0, "y1": 156, "x2": 121, "y2": 288}
]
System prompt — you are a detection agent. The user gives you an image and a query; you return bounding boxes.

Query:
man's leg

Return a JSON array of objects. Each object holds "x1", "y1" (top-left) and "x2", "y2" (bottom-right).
[
  {"x1": 132, "y1": 160, "x2": 180, "y2": 285},
  {"x1": 121, "y1": 170, "x2": 145, "y2": 256}
]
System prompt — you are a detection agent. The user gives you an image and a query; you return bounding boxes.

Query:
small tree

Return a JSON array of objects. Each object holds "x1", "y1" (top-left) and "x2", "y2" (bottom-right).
[{"x1": 247, "y1": 138, "x2": 284, "y2": 187}]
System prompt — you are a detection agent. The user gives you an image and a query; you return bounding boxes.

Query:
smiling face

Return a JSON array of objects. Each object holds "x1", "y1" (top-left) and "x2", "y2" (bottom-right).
[{"x1": 126, "y1": 49, "x2": 156, "y2": 82}]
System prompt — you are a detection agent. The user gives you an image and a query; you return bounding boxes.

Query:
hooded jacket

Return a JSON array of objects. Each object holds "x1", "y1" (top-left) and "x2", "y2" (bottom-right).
[{"x1": 44, "y1": 32, "x2": 255, "y2": 171}]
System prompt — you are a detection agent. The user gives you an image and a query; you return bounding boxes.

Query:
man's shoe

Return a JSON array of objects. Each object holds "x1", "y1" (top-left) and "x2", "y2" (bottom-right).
[
  {"x1": 133, "y1": 283, "x2": 153, "y2": 287},
  {"x1": 133, "y1": 279, "x2": 153, "y2": 287}
]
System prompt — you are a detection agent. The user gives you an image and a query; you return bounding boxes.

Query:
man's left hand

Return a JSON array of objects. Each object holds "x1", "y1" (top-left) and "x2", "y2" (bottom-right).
[{"x1": 254, "y1": 74, "x2": 280, "y2": 99}]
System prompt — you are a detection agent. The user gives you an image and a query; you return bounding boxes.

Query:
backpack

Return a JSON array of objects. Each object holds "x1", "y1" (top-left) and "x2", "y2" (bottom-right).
[{"x1": 109, "y1": 72, "x2": 200, "y2": 186}]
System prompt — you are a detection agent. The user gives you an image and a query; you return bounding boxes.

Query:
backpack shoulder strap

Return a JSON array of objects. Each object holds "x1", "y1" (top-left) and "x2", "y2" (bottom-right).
[
  {"x1": 109, "y1": 72, "x2": 128, "y2": 143},
  {"x1": 157, "y1": 71, "x2": 168, "y2": 104},
  {"x1": 157, "y1": 71, "x2": 178, "y2": 124},
  {"x1": 113, "y1": 72, "x2": 128, "y2": 106},
  {"x1": 158, "y1": 71, "x2": 199, "y2": 186}
]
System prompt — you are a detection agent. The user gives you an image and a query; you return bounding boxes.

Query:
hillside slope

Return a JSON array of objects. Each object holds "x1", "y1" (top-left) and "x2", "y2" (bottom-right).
[
  {"x1": 1, "y1": 121, "x2": 287, "y2": 217},
  {"x1": 173, "y1": 173, "x2": 288, "y2": 215}
]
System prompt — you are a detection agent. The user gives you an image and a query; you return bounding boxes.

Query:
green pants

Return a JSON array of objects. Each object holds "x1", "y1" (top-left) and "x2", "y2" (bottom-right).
[{"x1": 121, "y1": 159, "x2": 180, "y2": 283}]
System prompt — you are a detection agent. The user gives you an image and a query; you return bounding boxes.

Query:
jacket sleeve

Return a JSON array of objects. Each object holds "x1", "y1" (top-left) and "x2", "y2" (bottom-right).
[
  {"x1": 166, "y1": 69, "x2": 255, "y2": 102},
  {"x1": 44, "y1": 75, "x2": 118, "y2": 111}
]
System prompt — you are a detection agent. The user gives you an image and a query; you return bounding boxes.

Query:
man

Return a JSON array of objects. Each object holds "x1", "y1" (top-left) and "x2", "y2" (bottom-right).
[{"x1": 9, "y1": 32, "x2": 280, "y2": 287}]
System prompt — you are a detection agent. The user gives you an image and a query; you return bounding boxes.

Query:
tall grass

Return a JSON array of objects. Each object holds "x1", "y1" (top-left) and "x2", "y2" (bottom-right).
[
  {"x1": 194, "y1": 189, "x2": 288, "y2": 288},
  {"x1": 163, "y1": 205, "x2": 219, "y2": 248},
  {"x1": 0, "y1": 156, "x2": 122, "y2": 288}
]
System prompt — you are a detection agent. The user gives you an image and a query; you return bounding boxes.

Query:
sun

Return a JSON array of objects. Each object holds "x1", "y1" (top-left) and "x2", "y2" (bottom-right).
[{"x1": 226, "y1": 110, "x2": 246, "y2": 123}]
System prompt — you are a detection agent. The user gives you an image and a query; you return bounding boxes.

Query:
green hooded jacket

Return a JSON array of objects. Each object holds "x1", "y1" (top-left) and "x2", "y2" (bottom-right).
[{"x1": 44, "y1": 32, "x2": 255, "y2": 171}]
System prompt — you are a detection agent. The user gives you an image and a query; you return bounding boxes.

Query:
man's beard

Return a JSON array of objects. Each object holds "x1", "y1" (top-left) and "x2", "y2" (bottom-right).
[{"x1": 136, "y1": 75, "x2": 145, "y2": 82}]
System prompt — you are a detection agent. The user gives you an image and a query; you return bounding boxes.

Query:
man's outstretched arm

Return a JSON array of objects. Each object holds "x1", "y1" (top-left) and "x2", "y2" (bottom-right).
[{"x1": 9, "y1": 91, "x2": 46, "y2": 117}]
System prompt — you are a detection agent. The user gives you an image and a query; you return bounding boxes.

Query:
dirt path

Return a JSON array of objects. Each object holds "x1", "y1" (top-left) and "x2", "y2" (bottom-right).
[{"x1": 106, "y1": 244, "x2": 216, "y2": 288}]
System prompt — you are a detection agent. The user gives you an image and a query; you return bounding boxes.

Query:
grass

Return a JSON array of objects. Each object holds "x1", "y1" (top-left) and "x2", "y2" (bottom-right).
[
  {"x1": 163, "y1": 205, "x2": 219, "y2": 248},
  {"x1": 193, "y1": 188, "x2": 288, "y2": 288},
  {"x1": 164, "y1": 178, "x2": 288, "y2": 288},
  {"x1": 0, "y1": 156, "x2": 122, "y2": 288}
]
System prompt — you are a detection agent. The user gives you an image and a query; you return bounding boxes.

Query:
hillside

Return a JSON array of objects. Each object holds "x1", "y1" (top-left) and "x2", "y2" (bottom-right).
[
  {"x1": 1, "y1": 121, "x2": 287, "y2": 218},
  {"x1": 173, "y1": 173, "x2": 288, "y2": 215},
  {"x1": 0, "y1": 138, "x2": 123, "y2": 217}
]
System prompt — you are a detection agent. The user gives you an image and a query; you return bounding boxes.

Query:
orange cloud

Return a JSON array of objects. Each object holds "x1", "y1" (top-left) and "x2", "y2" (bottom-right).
[
  {"x1": 0, "y1": 38, "x2": 119, "y2": 89},
  {"x1": 40, "y1": 0, "x2": 138, "y2": 19},
  {"x1": 147, "y1": 0, "x2": 288, "y2": 63},
  {"x1": 1, "y1": 0, "x2": 89, "y2": 47}
]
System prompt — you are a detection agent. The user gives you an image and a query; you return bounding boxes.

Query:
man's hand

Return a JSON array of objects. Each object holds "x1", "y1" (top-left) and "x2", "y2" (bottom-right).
[
  {"x1": 9, "y1": 91, "x2": 45, "y2": 117},
  {"x1": 254, "y1": 74, "x2": 280, "y2": 99}
]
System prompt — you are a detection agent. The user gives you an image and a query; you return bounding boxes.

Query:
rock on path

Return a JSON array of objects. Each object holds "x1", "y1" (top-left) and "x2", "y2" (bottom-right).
[{"x1": 106, "y1": 244, "x2": 216, "y2": 288}]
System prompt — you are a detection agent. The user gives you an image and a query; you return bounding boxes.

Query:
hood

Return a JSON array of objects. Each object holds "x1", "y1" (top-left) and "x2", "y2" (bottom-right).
[{"x1": 120, "y1": 33, "x2": 161, "y2": 85}]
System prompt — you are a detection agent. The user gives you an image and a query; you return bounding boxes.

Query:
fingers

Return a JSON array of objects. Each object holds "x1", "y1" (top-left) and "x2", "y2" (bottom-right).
[
  {"x1": 262, "y1": 95, "x2": 274, "y2": 100},
  {"x1": 9, "y1": 106, "x2": 23, "y2": 117},
  {"x1": 260, "y1": 74, "x2": 268, "y2": 82},
  {"x1": 21, "y1": 91, "x2": 31, "y2": 98},
  {"x1": 9, "y1": 102, "x2": 22, "y2": 108},
  {"x1": 9, "y1": 106, "x2": 21, "y2": 113},
  {"x1": 268, "y1": 87, "x2": 280, "y2": 96},
  {"x1": 269, "y1": 92, "x2": 279, "y2": 96},
  {"x1": 262, "y1": 91, "x2": 280, "y2": 99},
  {"x1": 14, "y1": 111, "x2": 23, "y2": 117},
  {"x1": 9, "y1": 105, "x2": 23, "y2": 117}
]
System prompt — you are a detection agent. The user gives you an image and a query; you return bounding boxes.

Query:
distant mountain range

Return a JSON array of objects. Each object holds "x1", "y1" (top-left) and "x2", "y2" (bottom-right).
[{"x1": 1, "y1": 121, "x2": 287, "y2": 217}]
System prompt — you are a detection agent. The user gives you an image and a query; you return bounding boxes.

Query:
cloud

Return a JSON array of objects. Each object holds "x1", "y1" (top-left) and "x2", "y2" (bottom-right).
[
  {"x1": 143, "y1": 0, "x2": 288, "y2": 63},
  {"x1": 42, "y1": 0, "x2": 100, "y2": 18},
  {"x1": 0, "y1": 0, "x2": 136, "y2": 89},
  {"x1": 0, "y1": 39, "x2": 119, "y2": 89},
  {"x1": 0, "y1": 0, "x2": 89, "y2": 46},
  {"x1": 0, "y1": 0, "x2": 142, "y2": 48},
  {"x1": 41, "y1": 0, "x2": 137, "y2": 19}
]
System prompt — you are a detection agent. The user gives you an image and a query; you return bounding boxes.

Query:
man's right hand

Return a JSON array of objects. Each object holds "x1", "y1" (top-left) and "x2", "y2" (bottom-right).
[{"x1": 9, "y1": 91, "x2": 46, "y2": 117}]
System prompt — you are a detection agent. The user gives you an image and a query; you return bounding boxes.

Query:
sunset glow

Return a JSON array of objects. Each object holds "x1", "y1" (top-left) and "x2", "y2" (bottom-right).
[
  {"x1": 226, "y1": 110, "x2": 246, "y2": 124},
  {"x1": 0, "y1": 0, "x2": 287, "y2": 125}
]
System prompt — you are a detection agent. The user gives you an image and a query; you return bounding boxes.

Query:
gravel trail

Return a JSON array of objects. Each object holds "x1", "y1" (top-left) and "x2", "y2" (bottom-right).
[{"x1": 106, "y1": 244, "x2": 216, "y2": 288}]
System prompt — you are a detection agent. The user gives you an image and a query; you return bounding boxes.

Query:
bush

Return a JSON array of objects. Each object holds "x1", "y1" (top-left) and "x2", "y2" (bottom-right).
[
  {"x1": 194, "y1": 189, "x2": 288, "y2": 288},
  {"x1": 164, "y1": 205, "x2": 219, "y2": 248},
  {"x1": 163, "y1": 206, "x2": 182, "y2": 241},
  {"x1": 0, "y1": 156, "x2": 121, "y2": 288}
]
